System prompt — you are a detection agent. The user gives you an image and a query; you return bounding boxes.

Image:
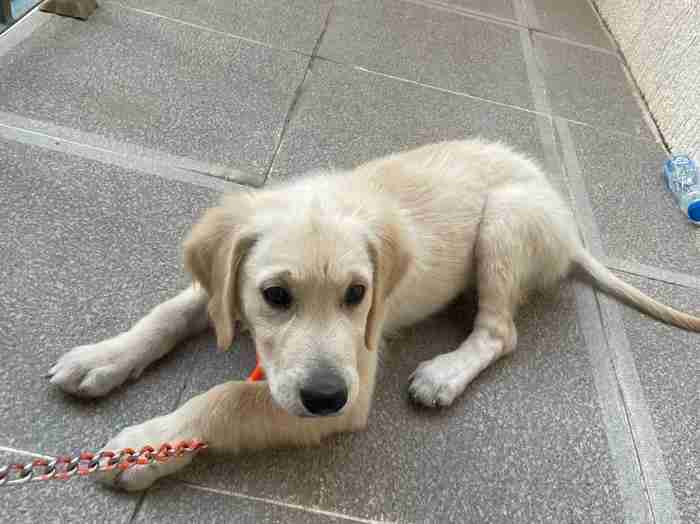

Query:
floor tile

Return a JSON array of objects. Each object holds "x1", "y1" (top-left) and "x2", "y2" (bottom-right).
[
  {"x1": 115, "y1": 0, "x2": 332, "y2": 54},
  {"x1": 0, "y1": 451, "x2": 137, "y2": 524},
  {"x1": 136, "y1": 482, "x2": 360, "y2": 523},
  {"x1": 567, "y1": 122, "x2": 697, "y2": 275},
  {"x1": 535, "y1": 34, "x2": 651, "y2": 137},
  {"x1": 0, "y1": 3, "x2": 307, "y2": 180},
  {"x1": 174, "y1": 284, "x2": 624, "y2": 522},
  {"x1": 318, "y1": 0, "x2": 532, "y2": 109},
  {"x1": 0, "y1": 137, "x2": 218, "y2": 455},
  {"x1": 528, "y1": 0, "x2": 614, "y2": 49},
  {"x1": 270, "y1": 60, "x2": 545, "y2": 179},
  {"x1": 614, "y1": 274, "x2": 700, "y2": 523}
]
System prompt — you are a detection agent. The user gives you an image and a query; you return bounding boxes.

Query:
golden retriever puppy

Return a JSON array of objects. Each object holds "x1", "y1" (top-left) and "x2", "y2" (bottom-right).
[{"x1": 48, "y1": 140, "x2": 700, "y2": 490}]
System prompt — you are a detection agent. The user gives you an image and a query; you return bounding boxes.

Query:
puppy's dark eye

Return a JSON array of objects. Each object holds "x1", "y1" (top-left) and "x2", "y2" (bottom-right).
[
  {"x1": 262, "y1": 286, "x2": 292, "y2": 309},
  {"x1": 344, "y1": 284, "x2": 366, "y2": 306}
]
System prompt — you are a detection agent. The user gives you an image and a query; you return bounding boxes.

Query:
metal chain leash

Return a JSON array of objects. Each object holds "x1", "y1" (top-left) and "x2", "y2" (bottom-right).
[{"x1": 0, "y1": 440, "x2": 207, "y2": 487}]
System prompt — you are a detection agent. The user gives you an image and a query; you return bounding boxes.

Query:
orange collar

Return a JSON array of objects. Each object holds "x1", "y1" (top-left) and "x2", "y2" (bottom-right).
[{"x1": 247, "y1": 354, "x2": 265, "y2": 382}]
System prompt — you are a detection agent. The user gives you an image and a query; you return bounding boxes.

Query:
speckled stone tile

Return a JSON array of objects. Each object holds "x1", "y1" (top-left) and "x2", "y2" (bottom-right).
[
  {"x1": 270, "y1": 60, "x2": 545, "y2": 179},
  {"x1": 527, "y1": 0, "x2": 614, "y2": 49},
  {"x1": 535, "y1": 34, "x2": 651, "y2": 138},
  {"x1": 136, "y1": 482, "x2": 360, "y2": 523},
  {"x1": 174, "y1": 283, "x2": 624, "y2": 522},
  {"x1": 318, "y1": 0, "x2": 532, "y2": 109},
  {"x1": 0, "y1": 3, "x2": 307, "y2": 181},
  {"x1": 116, "y1": 0, "x2": 332, "y2": 54},
  {"x1": 0, "y1": 137, "x2": 218, "y2": 455},
  {"x1": 0, "y1": 451, "x2": 138, "y2": 524},
  {"x1": 566, "y1": 122, "x2": 698, "y2": 275},
  {"x1": 613, "y1": 273, "x2": 700, "y2": 523}
]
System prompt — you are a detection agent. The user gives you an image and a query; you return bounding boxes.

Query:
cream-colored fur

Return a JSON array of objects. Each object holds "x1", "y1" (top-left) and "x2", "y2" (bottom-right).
[{"x1": 48, "y1": 140, "x2": 700, "y2": 491}]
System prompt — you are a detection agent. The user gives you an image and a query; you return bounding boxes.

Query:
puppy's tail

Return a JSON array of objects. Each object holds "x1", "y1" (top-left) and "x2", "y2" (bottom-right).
[{"x1": 574, "y1": 250, "x2": 700, "y2": 332}]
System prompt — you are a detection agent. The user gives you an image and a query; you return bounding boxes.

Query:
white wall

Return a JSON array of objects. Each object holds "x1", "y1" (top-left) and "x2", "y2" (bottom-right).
[{"x1": 593, "y1": 0, "x2": 700, "y2": 160}]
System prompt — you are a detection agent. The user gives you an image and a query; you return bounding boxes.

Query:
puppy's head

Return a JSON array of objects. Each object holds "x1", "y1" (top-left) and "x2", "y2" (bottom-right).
[{"x1": 184, "y1": 187, "x2": 410, "y2": 417}]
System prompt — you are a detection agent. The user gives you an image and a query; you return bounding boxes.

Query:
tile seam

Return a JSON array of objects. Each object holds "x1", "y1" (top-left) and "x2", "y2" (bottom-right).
[
  {"x1": 401, "y1": 0, "x2": 620, "y2": 55},
  {"x1": 261, "y1": 5, "x2": 334, "y2": 183},
  {"x1": 517, "y1": 0, "x2": 678, "y2": 520},
  {"x1": 0, "y1": 113, "x2": 255, "y2": 191},
  {"x1": 174, "y1": 480, "x2": 396, "y2": 524},
  {"x1": 556, "y1": 117, "x2": 680, "y2": 523},
  {"x1": 604, "y1": 257, "x2": 700, "y2": 292}
]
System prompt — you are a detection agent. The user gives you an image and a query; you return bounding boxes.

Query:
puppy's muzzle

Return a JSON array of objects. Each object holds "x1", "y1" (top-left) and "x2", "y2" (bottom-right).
[{"x1": 300, "y1": 369, "x2": 348, "y2": 416}]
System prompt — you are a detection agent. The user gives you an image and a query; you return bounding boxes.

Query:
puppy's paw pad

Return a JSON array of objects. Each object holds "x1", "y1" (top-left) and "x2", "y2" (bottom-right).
[
  {"x1": 407, "y1": 354, "x2": 470, "y2": 408},
  {"x1": 48, "y1": 341, "x2": 136, "y2": 397}
]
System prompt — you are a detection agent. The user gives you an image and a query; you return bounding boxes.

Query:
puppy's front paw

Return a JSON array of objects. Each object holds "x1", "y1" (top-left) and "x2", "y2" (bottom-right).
[
  {"x1": 95, "y1": 415, "x2": 199, "y2": 492},
  {"x1": 408, "y1": 352, "x2": 475, "y2": 408},
  {"x1": 48, "y1": 336, "x2": 145, "y2": 397}
]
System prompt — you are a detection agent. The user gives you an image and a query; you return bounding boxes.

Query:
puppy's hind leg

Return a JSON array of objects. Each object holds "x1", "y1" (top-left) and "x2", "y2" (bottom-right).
[
  {"x1": 48, "y1": 286, "x2": 210, "y2": 397},
  {"x1": 408, "y1": 184, "x2": 574, "y2": 407}
]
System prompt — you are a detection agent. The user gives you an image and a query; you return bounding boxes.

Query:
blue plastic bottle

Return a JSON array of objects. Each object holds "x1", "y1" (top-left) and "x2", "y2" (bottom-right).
[{"x1": 663, "y1": 155, "x2": 700, "y2": 225}]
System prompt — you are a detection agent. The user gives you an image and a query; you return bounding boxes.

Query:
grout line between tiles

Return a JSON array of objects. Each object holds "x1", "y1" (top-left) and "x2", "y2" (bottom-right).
[
  {"x1": 553, "y1": 115, "x2": 658, "y2": 144},
  {"x1": 402, "y1": 0, "x2": 620, "y2": 56},
  {"x1": 519, "y1": 3, "x2": 651, "y2": 518},
  {"x1": 173, "y1": 480, "x2": 396, "y2": 524},
  {"x1": 0, "y1": 112, "x2": 256, "y2": 191},
  {"x1": 519, "y1": 1, "x2": 679, "y2": 519},
  {"x1": 102, "y1": 0, "x2": 305, "y2": 56},
  {"x1": 512, "y1": 0, "x2": 535, "y2": 27},
  {"x1": 0, "y1": 445, "x2": 55, "y2": 460},
  {"x1": 352, "y1": 64, "x2": 549, "y2": 117},
  {"x1": 571, "y1": 284, "x2": 653, "y2": 523},
  {"x1": 554, "y1": 118, "x2": 605, "y2": 256},
  {"x1": 333, "y1": 61, "x2": 657, "y2": 145},
  {"x1": 556, "y1": 116, "x2": 681, "y2": 524},
  {"x1": 401, "y1": 0, "x2": 520, "y2": 26},
  {"x1": 261, "y1": 5, "x2": 334, "y2": 183},
  {"x1": 128, "y1": 491, "x2": 149, "y2": 524},
  {"x1": 514, "y1": 23, "x2": 559, "y2": 177},
  {"x1": 596, "y1": 294, "x2": 681, "y2": 524},
  {"x1": 531, "y1": 26, "x2": 620, "y2": 57},
  {"x1": 605, "y1": 257, "x2": 700, "y2": 291}
]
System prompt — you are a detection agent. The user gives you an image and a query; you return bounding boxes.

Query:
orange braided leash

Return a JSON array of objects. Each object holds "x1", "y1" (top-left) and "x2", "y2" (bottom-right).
[{"x1": 0, "y1": 440, "x2": 207, "y2": 486}]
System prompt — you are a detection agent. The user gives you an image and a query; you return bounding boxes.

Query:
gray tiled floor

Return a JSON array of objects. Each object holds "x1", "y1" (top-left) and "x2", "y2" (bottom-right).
[
  {"x1": 318, "y1": 0, "x2": 533, "y2": 109},
  {"x1": 1, "y1": 0, "x2": 698, "y2": 523},
  {"x1": 0, "y1": 3, "x2": 307, "y2": 178},
  {"x1": 616, "y1": 274, "x2": 700, "y2": 523},
  {"x1": 270, "y1": 60, "x2": 545, "y2": 179},
  {"x1": 534, "y1": 34, "x2": 651, "y2": 137},
  {"x1": 0, "y1": 138, "x2": 216, "y2": 454},
  {"x1": 115, "y1": 0, "x2": 333, "y2": 54}
]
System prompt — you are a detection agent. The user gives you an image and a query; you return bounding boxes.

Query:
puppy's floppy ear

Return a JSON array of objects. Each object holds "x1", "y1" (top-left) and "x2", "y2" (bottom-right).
[
  {"x1": 183, "y1": 193, "x2": 256, "y2": 351},
  {"x1": 365, "y1": 218, "x2": 412, "y2": 352}
]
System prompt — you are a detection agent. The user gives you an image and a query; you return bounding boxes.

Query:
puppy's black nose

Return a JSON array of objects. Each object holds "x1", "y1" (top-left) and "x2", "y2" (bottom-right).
[{"x1": 300, "y1": 371, "x2": 348, "y2": 416}]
